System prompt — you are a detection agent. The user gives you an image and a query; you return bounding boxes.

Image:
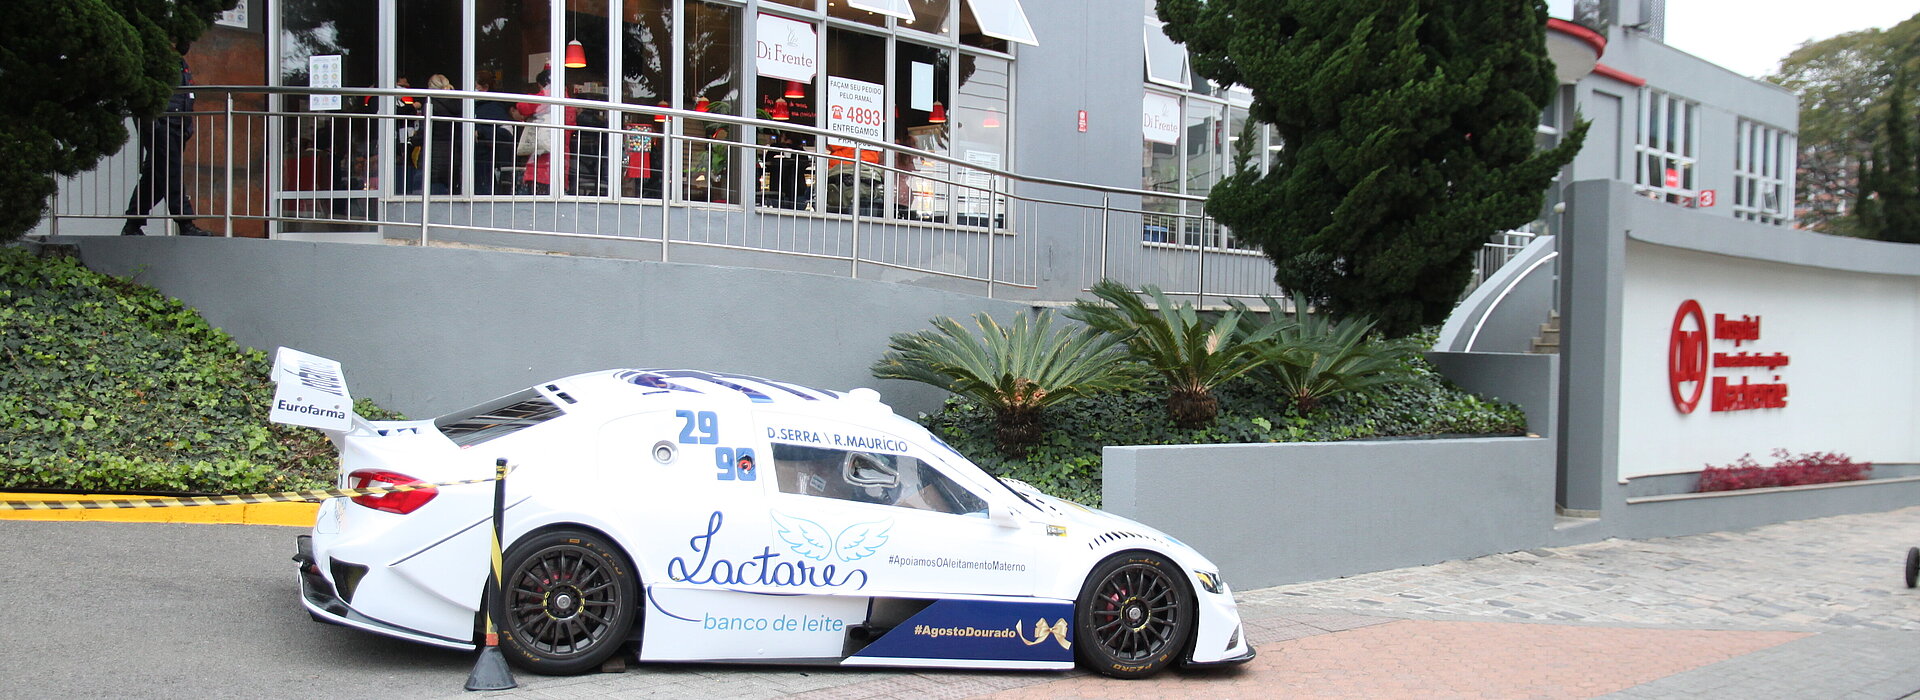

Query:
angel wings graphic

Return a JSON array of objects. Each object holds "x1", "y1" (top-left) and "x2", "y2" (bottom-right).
[{"x1": 770, "y1": 512, "x2": 893, "y2": 563}]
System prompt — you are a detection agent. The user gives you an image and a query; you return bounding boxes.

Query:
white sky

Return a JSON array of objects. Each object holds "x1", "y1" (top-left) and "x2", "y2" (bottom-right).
[{"x1": 1662, "y1": 1, "x2": 1918, "y2": 79}]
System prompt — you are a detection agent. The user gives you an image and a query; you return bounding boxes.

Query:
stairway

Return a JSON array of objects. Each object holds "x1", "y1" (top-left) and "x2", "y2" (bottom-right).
[{"x1": 1530, "y1": 311, "x2": 1560, "y2": 354}]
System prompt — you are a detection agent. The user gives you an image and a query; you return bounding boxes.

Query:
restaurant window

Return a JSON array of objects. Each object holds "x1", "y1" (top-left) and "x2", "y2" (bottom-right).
[
  {"x1": 681, "y1": 1, "x2": 742, "y2": 204},
  {"x1": 820, "y1": 27, "x2": 887, "y2": 215},
  {"x1": 619, "y1": 0, "x2": 672, "y2": 199},
  {"x1": 278, "y1": 0, "x2": 382, "y2": 228},
  {"x1": 895, "y1": 41, "x2": 950, "y2": 220},
  {"x1": 396, "y1": 0, "x2": 462, "y2": 195}
]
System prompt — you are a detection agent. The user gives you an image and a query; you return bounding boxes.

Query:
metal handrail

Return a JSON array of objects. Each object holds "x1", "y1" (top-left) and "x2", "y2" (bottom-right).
[{"x1": 197, "y1": 85, "x2": 1209, "y2": 205}]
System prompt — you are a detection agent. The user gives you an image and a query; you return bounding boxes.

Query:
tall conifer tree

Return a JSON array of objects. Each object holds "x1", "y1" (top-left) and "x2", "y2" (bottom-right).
[
  {"x1": 1157, "y1": 0, "x2": 1585, "y2": 336},
  {"x1": 0, "y1": 0, "x2": 233, "y2": 241}
]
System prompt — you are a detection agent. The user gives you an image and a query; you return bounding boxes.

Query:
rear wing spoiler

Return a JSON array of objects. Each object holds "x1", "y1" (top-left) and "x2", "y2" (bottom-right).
[{"x1": 269, "y1": 347, "x2": 376, "y2": 437}]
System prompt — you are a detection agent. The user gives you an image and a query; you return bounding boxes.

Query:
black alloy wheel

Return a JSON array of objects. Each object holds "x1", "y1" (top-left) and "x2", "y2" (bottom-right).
[
  {"x1": 1074, "y1": 552, "x2": 1195, "y2": 679},
  {"x1": 494, "y1": 529, "x2": 638, "y2": 675}
]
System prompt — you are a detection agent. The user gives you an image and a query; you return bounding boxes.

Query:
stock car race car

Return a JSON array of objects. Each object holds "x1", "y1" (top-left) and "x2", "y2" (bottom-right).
[{"x1": 273, "y1": 348, "x2": 1253, "y2": 678}]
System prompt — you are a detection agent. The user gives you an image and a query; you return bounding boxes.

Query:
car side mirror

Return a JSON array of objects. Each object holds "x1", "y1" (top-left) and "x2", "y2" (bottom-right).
[{"x1": 988, "y1": 501, "x2": 1023, "y2": 529}]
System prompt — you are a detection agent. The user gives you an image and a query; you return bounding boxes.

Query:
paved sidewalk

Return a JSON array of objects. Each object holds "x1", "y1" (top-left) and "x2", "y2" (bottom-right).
[{"x1": 467, "y1": 506, "x2": 1920, "y2": 700}]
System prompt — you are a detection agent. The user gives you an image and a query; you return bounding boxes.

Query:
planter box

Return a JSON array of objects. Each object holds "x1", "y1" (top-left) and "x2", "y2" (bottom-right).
[{"x1": 1103, "y1": 437, "x2": 1554, "y2": 590}]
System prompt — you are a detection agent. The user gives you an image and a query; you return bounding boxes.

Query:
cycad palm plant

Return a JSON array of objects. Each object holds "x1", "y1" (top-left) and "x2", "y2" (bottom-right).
[
  {"x1": 1067, "y1": 280, "x2": 1279, "y2": 429},
  {"x1": 1243, "y1": 293, "x2": 1412, "y2": 414},
  {"x1": 872, "y1": 311, "x2": 1139, "y2": 457}
]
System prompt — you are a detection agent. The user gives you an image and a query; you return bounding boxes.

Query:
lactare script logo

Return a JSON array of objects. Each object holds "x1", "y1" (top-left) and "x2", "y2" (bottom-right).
[
  {"x1": 666, "y1": 511, "x2": 868, "y2": 589},
  {"x1": 769, "y1": 512, "x2": 891, "y2": 563},
  {"x1": 1667, "y1": 299, "x2": 1789, "y2": 414}
]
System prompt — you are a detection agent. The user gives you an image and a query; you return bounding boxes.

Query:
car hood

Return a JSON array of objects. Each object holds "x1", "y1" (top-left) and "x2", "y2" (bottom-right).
[{"x1": 998, "y1": 479, "x2": 1221, "y2": 574}]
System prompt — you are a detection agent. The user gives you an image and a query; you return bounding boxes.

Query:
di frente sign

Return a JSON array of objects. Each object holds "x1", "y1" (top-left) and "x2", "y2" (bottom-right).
[{"x1": 1667, "y1": 299, "x2": 1789, "y2": 414}]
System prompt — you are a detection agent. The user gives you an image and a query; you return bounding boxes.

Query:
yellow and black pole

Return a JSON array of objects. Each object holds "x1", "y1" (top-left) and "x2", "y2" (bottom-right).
[{"x1": 465, "y1": 458, "x2": 517, "y2": 691}]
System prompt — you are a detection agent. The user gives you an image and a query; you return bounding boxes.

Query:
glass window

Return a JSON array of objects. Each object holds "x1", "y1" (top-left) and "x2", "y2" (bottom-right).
[
  {"x1": 619, "y1": 0, "x2": 672, "y2": 198},
  {"x1": 681, "y1": 1, "x2": 742, "y2": 204},
  {"x1": 1143, "y1": 19, "x2": 1188, "y2": 88},
  {"x1": 949, "y1": 52, "x2": 1008, "y2": 226},
  {"x1": 1633, "y1": 88, "x2": 1698, "y2": 206},
  {"x1": 765, "y1": 0, "x2": 818, "y2": 11},
  {"x1": 395, "y1": 0, "x2": 462, "y2": 195},
  {"x1": 902, "y1": 0, "x2": 952, "y2": 37},
  {"x1": 828, "y1": 1, "x2": 889, "y2": 27},
  {"x1": 896, "y1": 41, "x2": 950, "y2": 220},
  {"x1": 771, "y1": 443, "x2": 988, "y2": 515},
  {"x1": 278, "y1": 0, "x2": 383, "y2": 221},
  {"x1": 820, "y1": 27, "x2": 888, "y2": 215},
  {"x1": 560, "y1": 0, "x2": 613, "y2": 197},
  {"x1": 962, "y1": 0, "x2": 1036, "y2": 46}
]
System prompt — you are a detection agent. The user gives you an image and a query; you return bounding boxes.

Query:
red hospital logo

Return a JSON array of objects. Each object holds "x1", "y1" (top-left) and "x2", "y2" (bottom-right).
[{"x1": 1668, "y1": 300, "x2": 1708, "y2": 413}]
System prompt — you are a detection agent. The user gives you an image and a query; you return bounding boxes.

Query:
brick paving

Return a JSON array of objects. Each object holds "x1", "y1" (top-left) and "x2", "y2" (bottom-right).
[{"x1": 456, "y1": 506, "x2": 1920, "y2": 699}]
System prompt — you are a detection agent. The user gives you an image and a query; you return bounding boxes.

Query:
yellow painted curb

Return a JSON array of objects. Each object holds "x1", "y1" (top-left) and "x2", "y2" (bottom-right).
[{"x1": 0, "y1": 492, "x2": 318, "y2": 527}]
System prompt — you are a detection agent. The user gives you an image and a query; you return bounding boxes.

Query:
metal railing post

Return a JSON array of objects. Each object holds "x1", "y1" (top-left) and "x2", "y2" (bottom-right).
[
  {"x1": 660, "y1": 124, "x2": 673, "y2": 262},
  {"x1": 419, "y1": 101, "x2": 433, "y2": 245},
  {"x1": 850, "y1": 159, "x2": 862, "y2": 280},
  {"x1": 1195, "y1": 218, "x2": 1208, "y2": 307},
  {"x1": 1098, "y1": 195, "x2": 1111, "y2": 286},
  {"x1": 986, "y1": 175, "x2": 998, "y2": 299},
  {"x1": 223, "y1": 91, "x2": 235, "y2": 237}
]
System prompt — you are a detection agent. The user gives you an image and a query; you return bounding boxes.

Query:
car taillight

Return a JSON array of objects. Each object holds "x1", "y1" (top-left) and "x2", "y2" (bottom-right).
[{"x1": 347, "y1": 469, "x2": 438, "y2": 514}]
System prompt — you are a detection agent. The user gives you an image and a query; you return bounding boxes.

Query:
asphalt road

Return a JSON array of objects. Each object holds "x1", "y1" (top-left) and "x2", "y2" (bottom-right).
[{"x1": 0, "y1": 521, "x2": 472, "y2": 699}]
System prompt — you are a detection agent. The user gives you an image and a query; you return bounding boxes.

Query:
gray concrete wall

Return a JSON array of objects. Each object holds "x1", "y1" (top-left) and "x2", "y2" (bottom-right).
[
  {"x1": 1103, "y1": 437, "x2": 1555, "y2": 589},
  {"x1": 57, "y1": 236, "x2": 1027, "y2": 418},
  {"x1": 1426, "y1": 352, "x2": 1558, "y2": 437}
]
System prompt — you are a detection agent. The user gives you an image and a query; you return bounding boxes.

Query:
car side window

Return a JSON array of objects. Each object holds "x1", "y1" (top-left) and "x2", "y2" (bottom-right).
[{"x1": 771, "y1": 443, "x2": 987, "y2": 516}]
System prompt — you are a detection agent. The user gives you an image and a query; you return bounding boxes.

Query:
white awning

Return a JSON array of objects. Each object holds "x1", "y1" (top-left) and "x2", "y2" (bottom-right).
[
  {"x1": 965, "y1": 0, "x2": 1038, "y2": 46},
  {"x1": 848, "y1": 0, "x2": 915, "y2": 22}
]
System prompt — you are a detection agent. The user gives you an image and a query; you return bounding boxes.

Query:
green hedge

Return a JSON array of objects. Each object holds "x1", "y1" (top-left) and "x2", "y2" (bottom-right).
[
  {"x1": 0, "y1": 247, "x2": 390, "y2": 493},
  {"x1": 923, "y1": 353, "x2": 1527, "y2": 507}
]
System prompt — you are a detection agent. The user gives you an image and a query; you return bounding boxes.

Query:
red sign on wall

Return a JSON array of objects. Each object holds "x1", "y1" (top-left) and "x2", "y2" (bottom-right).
[
  {"x1": 1668, "y1": 300, "x2": 1789, "y2": 414},
  {"x1": 1697, "y1": 189, "x2": 1716, "y2": 207},
  {"x1": 1077, "y1": 110, "x2": 1088, "y2": 133},
  {"x1": 1664, "y1": 168, "x2": 1681, "y2": 189}
]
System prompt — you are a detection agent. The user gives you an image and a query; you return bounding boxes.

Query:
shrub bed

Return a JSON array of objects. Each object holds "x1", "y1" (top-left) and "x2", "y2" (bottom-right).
[
  {"x1": 922, "y1": 354, "x2": 1527, "y2": 506},
  {"x1": 0, "y1": 247, "x2": 392, "y2": 494},
  {"x1": 1695, "y1": 449, "x2": 1871, "y2": 493}
]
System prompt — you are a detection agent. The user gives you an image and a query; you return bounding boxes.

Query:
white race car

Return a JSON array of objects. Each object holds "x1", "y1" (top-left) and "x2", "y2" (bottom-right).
[{"x1": 274, "y1": 349, "x2": 1253, "y2": 678}]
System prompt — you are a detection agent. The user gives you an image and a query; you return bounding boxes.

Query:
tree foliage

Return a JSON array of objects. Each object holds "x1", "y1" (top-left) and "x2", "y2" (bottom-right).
[
  {"x1": 1156, "y1": 0, "x2": 1584, "y2": 337},
  {"x1": 1860, "y1": 70, "x2": 1920, "y2": 243},
  {"x1": 0, "y1": 0, "x2": 233, "y2": 242},
  {"x1": 1771, "y1": 12, "x2": 1920, "y2": 237}
]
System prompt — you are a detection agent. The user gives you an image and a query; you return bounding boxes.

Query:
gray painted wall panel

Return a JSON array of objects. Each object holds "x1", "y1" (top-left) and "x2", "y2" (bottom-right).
[
  {"x1": 1103, "y1": 438, "x2": 1555, "y2": 589},
  {"x1": 57, "y1": 236, "x2": 1025, "y2": 418}
]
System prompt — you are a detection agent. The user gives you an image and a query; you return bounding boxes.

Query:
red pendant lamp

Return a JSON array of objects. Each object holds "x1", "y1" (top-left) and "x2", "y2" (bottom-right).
[
  {"x1": 695, "y1": 96, "x2": 710, "y2": 112},
  {"x1": 564, "y1": 40, "x2": 587, "y2": 69},
  {"x1": 928, "y1": 101, "x2": 946, "y2": 124},
  {"x1": 770, "y1": 98, "x2": 791, "y2": 121},
  {"x1": 784, "y1": 80, "x2": 807, "y2": 98},
  {"x1": 655, "y1": 101, "x2": 669, "y2": 123}
]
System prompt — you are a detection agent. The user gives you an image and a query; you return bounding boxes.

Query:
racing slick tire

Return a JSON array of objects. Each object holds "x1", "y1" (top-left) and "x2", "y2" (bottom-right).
[
  {"x1": 1906, "y1": 547, "x2": 1918, "y2": 589},
  {"x1": 494, "y1": 529, "x2": 639, "y2": 675},
  {"x1": 1074, "y1": 551, "x2": 1195, "y2": 679}
]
